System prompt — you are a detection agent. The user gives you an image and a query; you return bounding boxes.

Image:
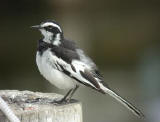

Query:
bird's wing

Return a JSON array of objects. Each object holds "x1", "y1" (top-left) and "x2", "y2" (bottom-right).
[
  {"x1": 76, "y1": 49, "x2": 104, "y2": 79},
  {"x1": 60, "y1": 39, "x2": 104, "y2": 81},
  {"x1": 49, "y1": 46, "x2": 104, "y2": 91},
  {"x1": 49, "y1": 46, "x2": 144, "y2": 118}
]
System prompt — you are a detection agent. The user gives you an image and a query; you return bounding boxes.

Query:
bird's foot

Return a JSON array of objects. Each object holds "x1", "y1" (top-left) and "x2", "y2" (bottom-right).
[
  {"x1": 53, "y1": 98, "x2": 69, "y2": 104},
  {"x1": 53, "y1": 98, "x2": 77, "y2": 105}
]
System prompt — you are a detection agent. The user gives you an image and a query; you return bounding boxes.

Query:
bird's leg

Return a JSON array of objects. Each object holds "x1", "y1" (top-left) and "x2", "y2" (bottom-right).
[
  {"x1": 60, "y1": 89, "x2": 73, "y2": 102},
  {"x1": 54, "y1": 85, "x2": 79, "y2": 104},
  {"x1": 66, "y1": 85, "x2": 79, "y2": 102},
  {"x1": 54, "y1": 89, "x2": 73, "y2": 104}
]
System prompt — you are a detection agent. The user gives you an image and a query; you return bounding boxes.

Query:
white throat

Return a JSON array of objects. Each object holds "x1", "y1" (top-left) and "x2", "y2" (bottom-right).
[
  {"x1": 40, "y1": 29, "x2": 53, "y2": 43},
  {"x1": 40, "y1": 29, "x2": 61, "y2": 46}
]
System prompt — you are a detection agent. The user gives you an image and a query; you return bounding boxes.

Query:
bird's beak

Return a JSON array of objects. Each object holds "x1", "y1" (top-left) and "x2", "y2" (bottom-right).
[{"x1": 31, "y1": 25, "x2": 42, "y2": 29}]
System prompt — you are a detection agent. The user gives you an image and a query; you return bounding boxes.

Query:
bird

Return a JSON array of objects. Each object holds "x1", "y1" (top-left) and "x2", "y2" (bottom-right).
[{"x1": 31, "y1": 20, "x2": 144, "y2": 118}]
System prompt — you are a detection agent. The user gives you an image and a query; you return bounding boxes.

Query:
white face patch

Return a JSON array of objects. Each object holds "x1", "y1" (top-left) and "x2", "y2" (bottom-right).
[
  {"x1": 40, "y1": 29, "x2": 53, "y2": 43},
  {"x1": 53, "y1": 34, "x2": 61, "y2": 46},
  {"x1": 40, "y1": 29, "x2": 61, "y2": 45},
  {"x1": 41, "y1": 22, "x2": 62, "y2": 32}
]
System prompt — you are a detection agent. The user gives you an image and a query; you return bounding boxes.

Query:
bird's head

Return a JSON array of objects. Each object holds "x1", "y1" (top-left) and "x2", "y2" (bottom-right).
[{"x1": 32, "y1": 20, "x2": 63, "y2": 44}]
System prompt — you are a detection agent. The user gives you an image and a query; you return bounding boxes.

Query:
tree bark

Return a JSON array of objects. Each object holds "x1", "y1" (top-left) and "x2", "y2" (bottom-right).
[{"x1": 0, "y1": 90, "x2": 82, "y2": 122}]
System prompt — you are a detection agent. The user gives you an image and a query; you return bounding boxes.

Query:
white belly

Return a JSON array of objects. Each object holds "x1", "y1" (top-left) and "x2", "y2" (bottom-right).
[{"x1": 36, "y1": 50, "x2": 76, "y2": 90}]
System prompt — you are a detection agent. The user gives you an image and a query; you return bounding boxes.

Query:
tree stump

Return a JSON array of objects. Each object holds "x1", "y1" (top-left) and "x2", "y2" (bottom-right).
[{"x1": 0, "y1": 90, "x2": 82, "y2": 122}]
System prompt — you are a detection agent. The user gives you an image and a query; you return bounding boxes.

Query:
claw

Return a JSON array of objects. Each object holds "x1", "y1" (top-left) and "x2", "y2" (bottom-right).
[{"x1": 53, "y1": 98, "x2": 69, "y2": 104}]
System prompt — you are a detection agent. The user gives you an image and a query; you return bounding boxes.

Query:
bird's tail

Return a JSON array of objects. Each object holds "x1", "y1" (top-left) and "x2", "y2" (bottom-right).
[{"x1": 99, "y1": 83, "x2": 144, "y2": 118}]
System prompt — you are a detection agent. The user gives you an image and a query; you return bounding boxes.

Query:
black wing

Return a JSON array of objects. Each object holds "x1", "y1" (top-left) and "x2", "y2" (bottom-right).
[
  {"x1": 50, "y1": 39, "x2": 106, "y2": 91},
  {"x1": 51, "y1": 46, "x2": 80, "y2": 64}
]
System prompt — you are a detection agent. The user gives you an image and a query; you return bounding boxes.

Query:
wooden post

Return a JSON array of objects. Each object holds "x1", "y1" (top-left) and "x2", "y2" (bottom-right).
[{"x1": 0, "y1": 90, "x2": 82, "y2": 122}]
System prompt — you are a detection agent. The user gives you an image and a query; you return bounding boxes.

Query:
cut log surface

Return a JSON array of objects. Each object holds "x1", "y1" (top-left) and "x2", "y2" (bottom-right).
[{"x1": 0, "y1": 90, "x2": 82, "y2": 122}]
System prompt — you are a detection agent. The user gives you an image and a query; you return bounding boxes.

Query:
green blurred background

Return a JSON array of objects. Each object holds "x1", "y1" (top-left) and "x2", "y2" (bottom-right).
[{"x1": 0, "y1": 0, "x2": 160, "y2": 122}]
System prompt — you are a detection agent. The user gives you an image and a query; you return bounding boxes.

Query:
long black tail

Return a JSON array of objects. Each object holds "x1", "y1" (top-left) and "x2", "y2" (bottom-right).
[{"x1": 99, "y1": 83, "x2": 145, "y2": 118}]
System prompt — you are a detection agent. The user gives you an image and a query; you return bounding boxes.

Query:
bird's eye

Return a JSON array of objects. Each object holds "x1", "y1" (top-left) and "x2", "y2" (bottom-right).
[{"x1": 48, "y1": 26, "x2": 53, "y2": 29}]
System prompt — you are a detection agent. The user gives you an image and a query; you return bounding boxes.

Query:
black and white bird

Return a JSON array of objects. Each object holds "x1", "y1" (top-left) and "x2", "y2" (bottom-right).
[{"x1": 32, "y1": 20, "x2": 144, "y2": 118}]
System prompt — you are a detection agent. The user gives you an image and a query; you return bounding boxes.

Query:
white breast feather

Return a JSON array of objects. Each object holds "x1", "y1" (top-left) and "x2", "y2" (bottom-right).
[
  {"x1": 36, "y1": 49, "x2": 97, "y2": 90},
  {"x1": 36, "y1": 49, "x2": 76, "y2": 89}
]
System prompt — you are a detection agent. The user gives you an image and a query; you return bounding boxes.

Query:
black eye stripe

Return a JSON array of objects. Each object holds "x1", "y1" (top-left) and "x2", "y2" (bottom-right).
[
  {"x1": 48, "y1": 26, "x2": 52, "y2": 29},
  {"x1": 44, "y1": 26, "x2": 60, "y2": 33}
]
